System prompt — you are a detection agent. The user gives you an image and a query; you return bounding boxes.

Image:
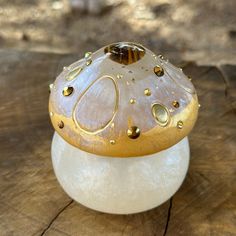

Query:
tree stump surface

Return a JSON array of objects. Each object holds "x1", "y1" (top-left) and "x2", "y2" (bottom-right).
[{"x1": 0, "y1": 50, "x2": 235, "y2": 236}]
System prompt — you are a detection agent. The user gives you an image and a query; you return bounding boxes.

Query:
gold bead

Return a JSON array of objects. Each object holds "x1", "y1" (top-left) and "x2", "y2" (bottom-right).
[
  {"x1": 86, "y1": 59, "x2": 92, "y2": 66},
  {"x1": 152, "y1": 104, "x2": 170, "y2": 127},
  {"x1": 63, "y1": 86, "x2": 74, "y2": 96},
  {"x1": 154, "y1": 65, "x2": 164, "y2": 76},
  {"x1": 110, "y1": 140, "x2": 116, "y2": 145},
  {"x1": 177, "y1": 120, "x2": 183, "y2": 129},
  {"x1": 198, "y1": 104, "x2": 201, "y2": 108},
  {"x1": 130, "y1": 98, "x2": 136, "y2": 104},
  {"x1": 117, "y1": 74, "x2": 123, "y2": 79},
  {"x1": 49, "y1": 83, "x2": 54, "y2": 92},
  {"x1": 144, "y1": 88, "x2": 151, "y2": 96},
  {"x1": 66, "y1": 67, "x2": 83, "y2": 81},
  {"x1": 172, "y1": 101, "x2": 180, "y2": 108},
  {"x1": 58, "y1": 121, "x2": 64, "y2": 129},
  {"x1": 127, "y1": 126, "x2": 141, "y2": 139},
  {"x1": 85, "y1": 52, "x2": 92, "y2": 58},
  {"x1": 49, "y1": 111, "x2": 54, "y2": 117}
]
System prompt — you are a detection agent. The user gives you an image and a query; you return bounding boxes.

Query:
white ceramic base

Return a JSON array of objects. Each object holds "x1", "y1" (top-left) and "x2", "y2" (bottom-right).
[{"x1": 51, "y1": 132, "x2": 190, "y2": 214}]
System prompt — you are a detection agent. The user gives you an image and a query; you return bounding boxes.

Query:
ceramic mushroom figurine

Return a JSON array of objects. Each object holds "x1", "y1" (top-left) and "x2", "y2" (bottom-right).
[{"x1": 49, "y1": 42, "x2": 199, "y2": 214}]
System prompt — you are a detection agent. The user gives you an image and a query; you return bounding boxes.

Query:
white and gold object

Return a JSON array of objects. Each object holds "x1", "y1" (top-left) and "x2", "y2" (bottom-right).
[{"x1": 49, "y1": 42, "x2": 199, "y2": 214}]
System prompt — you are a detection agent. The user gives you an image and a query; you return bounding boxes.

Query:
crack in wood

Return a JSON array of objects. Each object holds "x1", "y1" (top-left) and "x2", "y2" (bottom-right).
[
  {"x1": 198, "y1": 67, "x2": 214, "y2": 77},
  {"x1": 216, "y1": 66, "x2": 228, "y2": 98},
  {"x1": 163, "y1": 197, "x2": 173, "y2": 236},
  {"x1": 39, "y1": 200, "x2": 73, "y2": 236}
]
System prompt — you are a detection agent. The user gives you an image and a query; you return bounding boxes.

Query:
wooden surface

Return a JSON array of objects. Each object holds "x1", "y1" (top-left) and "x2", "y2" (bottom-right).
[{"x1": 0, "y1": 49, "x2": 235, "y2": 236}]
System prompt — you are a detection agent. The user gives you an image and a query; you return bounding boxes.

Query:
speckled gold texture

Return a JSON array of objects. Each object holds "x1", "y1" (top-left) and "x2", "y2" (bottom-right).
[{"x1": 49, "y1": 42, "x2": 199, "y2": 157}]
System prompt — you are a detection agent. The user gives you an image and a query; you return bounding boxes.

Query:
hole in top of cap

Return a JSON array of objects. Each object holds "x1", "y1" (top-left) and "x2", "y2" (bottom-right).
[{"x1": 104, "y1": 42, "x2": 145, "y2": 65}]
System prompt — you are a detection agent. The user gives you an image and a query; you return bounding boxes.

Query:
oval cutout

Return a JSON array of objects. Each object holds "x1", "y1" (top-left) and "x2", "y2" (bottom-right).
[
  {"x1": 151, "y1": 103, "x2": 170, "y2": 127},
  {"x1": 73, "y1": 76, "x2": 119, "y2": 134}
]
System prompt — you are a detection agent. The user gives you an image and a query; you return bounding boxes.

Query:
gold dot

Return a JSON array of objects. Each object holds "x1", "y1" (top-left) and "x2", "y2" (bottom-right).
[
  {"x1": 86, "y1": 59, "x2": 92, "y2": 66},
  {"x1": 154, "y1": 65, "x2": 164, "y2": 76},
  {"x1": 66, "y1": 67, "x2": 83, "y2": 81},
  {"x1": 110, "y1": 140, "x2": 116, "y2": 145},
  {"x1": 144, "y1": 88, "x2": 151, "y2": 96},
  {"x1": 58, "y1": 121, "x2": 64, "y2": 129},
  {"x1": 127, "y1": 126, "x2": 140, "y2": 139},
  {"x1": 172, "y1": 101, "x2": 180, "y2": 108},
  {"x1": 49, "y1": 112, "x2": 54, "y2": 117},
  {"x1": 198, "y1": 104, "x2": 201, "y2": 108},
  {"x1": 110, "y1": 123, "x2": 115, "y2": 128},
  {"x1": 130, "y1": 98, "x2": 136, "y2": 104},
  {"x1": 177, "y1": 121, "x2": 183, "y2": 129},
  {"x1": 152, "y1": 104, "x2": 170, "y2": 127},
  {"x1": 117, "y1": 74, "x2": 123, "y2": 79},
  {"x1": 188, "y1": 76, "x2": 192, "y2": 81},
  {"x1": 49, "y1": 83, "x2": 54, "y2": 92},
  {"x1": 63, "y1": 86, "x2": 74, "y2": 96},
  {"x1": 85, "y1": 52, "x2": 92, "y2": 58}
]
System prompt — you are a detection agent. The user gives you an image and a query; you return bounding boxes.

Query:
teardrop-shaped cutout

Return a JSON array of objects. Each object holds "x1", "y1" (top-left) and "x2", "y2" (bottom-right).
[{"x1": 73, "y1": 76, "x2": 119, "y2": 134}]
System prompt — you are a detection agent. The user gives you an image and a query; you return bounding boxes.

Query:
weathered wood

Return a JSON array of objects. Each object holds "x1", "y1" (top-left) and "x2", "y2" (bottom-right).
[{"x1": 0, "y1": 50, "x2": 235, "y2": 236}]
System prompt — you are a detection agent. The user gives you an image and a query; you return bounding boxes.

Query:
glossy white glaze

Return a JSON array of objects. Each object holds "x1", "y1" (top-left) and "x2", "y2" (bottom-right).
[{"x1": 51, "y1": 132, "x2": 190, "y2": 214}]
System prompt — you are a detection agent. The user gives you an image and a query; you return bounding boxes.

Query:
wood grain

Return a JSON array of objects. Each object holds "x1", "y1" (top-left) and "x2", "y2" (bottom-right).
[{"x1": 0, "y1": 50, "x2": 235, "y2": 236}]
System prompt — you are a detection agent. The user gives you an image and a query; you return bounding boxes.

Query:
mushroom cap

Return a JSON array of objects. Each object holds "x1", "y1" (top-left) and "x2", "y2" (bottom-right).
[{"x1": 49, "y1": 42, "x2": 199, "y2": 157}]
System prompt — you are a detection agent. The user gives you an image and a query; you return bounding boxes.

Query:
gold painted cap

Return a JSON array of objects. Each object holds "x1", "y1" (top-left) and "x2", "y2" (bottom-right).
[{"x1": 49, "y1": 42, "x2": 199, "y2": 157}]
